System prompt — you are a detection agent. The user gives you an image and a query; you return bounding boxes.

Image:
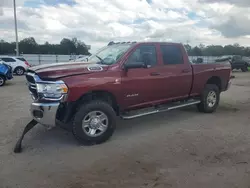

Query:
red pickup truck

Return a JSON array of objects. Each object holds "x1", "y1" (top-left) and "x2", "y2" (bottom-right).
[{"x1": 15, "y1": 42, "x2": 232, "y2": 152}]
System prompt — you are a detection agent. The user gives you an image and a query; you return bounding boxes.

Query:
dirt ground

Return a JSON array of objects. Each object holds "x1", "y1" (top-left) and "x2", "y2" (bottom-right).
[{"x1": 1, "y1": 72, "x2": 250, "y2": 188}]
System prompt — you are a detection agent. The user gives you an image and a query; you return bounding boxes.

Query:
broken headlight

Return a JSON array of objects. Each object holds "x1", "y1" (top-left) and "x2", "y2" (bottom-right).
[{"x1": 36, "y1": 81, "x2": 68, "y2": 99}]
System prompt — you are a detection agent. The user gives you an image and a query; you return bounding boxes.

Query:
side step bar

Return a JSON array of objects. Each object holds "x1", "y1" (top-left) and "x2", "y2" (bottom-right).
[{"x1": 121, "y1": 100, "x2": 201, "y2": 120}]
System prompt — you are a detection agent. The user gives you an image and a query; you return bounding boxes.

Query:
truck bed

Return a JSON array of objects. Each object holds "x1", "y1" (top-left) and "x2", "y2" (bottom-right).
[{"x1": 190, "y1": 60, "x2": 231, "y2": 96}]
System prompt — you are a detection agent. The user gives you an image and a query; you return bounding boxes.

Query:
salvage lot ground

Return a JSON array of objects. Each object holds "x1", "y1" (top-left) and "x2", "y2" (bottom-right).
[{"x1": 1, "y1": 72, "x2": 250, "y2": 188}]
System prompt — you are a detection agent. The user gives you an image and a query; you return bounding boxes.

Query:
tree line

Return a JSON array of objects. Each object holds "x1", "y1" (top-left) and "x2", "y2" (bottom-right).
[
  {"x1": 1, "y1": 37, "x2": 250, "y2": 56},
  {"x1": 184, "y1": 43, "x2": 250, "y2": 56},
  {"x1": 0, "y1": 37, "x2": 90, "y2": 55}
]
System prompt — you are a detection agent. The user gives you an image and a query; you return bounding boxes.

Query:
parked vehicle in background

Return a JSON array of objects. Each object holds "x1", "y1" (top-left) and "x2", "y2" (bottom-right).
[
  {"x1": 242, "y1": 56, "x2": 250, "y2": 66},
  {"x1": 190, "y1": 57, "x2": 204, "y2": 64},
  {"x1": 74, "y1": 56, "x2": 89, "y2": 62},
  {"x1": 0, "y1": 60, "x2": 13, "y2": 86},
  {"x1": 229, "y1": 55, "x2": 249, "y2": 72},
  {"x1": 69, "y1": 55, "x2": 90, "y2": 62},
  {"x1": 22, "y1": 42, "x2": 231, "y2": 148},
  {"x1": 0, "y1": 56, "x2": 31, "y2": 75}
]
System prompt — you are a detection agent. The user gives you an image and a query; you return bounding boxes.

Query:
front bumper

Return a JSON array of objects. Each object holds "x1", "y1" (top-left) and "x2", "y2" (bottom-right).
[{"x1": 30, "y1": 102, "x2": 60, "y2": 129}]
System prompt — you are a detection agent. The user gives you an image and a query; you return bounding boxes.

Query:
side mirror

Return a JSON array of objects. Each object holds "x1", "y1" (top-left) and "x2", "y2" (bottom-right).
[{"x1": 124, "y1": 61, "x2": 147, "y2": 71}]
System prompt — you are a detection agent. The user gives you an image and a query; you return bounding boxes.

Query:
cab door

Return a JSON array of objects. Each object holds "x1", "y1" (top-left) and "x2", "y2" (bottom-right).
[
  {"x1": 157, "y1": 44, "x2": 193, "y2": 100},
  {"x1": 121, "y1": 44, "x2": 163, "y2": 109}
]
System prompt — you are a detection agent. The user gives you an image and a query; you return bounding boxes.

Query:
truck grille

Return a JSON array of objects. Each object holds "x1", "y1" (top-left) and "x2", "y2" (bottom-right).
[{"x1": 26, "y1": 73, "x2": 38, "y2": 100}]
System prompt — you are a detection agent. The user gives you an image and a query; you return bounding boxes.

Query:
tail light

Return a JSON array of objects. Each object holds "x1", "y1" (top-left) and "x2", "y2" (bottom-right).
[{"x1": 25, "y1": 61, "x2": 31, "y2": 67}]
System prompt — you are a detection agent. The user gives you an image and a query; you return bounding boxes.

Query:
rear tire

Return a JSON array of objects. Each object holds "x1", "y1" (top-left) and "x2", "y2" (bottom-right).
[
  {"x1": 72, "y1": 100, "x2": 116, "y2": 145},
  {"x1": 15, "y1": 67, "x2": 25, "y2": 76},
  {"x1": 241, "y1": 65, "x2": 248, "y2": 72},
  {"x1": 197, "y1": 84, "x2": 220, "y2": 113},
  {"x1": 0, "y1": 75, "x2": 6, "y2": 86}
]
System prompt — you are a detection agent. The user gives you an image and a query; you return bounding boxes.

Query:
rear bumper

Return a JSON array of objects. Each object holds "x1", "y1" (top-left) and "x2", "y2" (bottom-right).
[{"x1": 30, "y1": 102, "x2": 59, "y2": 129}]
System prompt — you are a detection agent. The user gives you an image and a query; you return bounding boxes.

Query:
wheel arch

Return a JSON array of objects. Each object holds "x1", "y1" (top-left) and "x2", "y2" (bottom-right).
[
  {"x1": 14, "y1": 66, "x2": 25, "y2": 72},
  {"x1": 57, "y1": 90, "x2": 120, "y2": 125},
  {"x1": 77, "y1": 90, "x2": 119, "y2": 113},
  {"x1": 206, "y1": 76, "x2": 222, "y2": 91}
]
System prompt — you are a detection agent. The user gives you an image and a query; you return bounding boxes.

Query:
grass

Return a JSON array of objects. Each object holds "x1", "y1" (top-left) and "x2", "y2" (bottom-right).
[{"x1": 248, "y1": 67, "x2": 250, "y2": 71}]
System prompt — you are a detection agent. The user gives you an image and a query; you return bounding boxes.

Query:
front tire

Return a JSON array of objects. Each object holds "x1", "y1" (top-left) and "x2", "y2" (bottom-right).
[
  {"x1": 72, "y1": 100, "x2": 116, "y2": 145},
  {"x1": 197, "y1": 84, "x2": 220, "y2": 113},
  {"x1": 0, "y1": 75, "x2": 6, "y2": 86}
]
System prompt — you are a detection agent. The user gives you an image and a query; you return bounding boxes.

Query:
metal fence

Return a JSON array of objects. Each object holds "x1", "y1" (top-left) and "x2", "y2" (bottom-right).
[
  {"x1": 189, "y1": 56, "x2": 221, "y2": 63},
  {"x1": 22, "y1": 54, "x2": 83, "y2": 66},
  {"x1": 190, "y1": 56, "x2": 250, "y2": 64},
  {"x1": 19, "y1": 54, "x2": 250, "y2": 66}
]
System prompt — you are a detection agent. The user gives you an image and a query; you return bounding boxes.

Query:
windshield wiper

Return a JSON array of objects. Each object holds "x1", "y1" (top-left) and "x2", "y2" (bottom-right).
[
  {"x1": 95, "y1": 55, "x2": 105, "y2": 64},
  {"x1": 94, "y1": 55, "x2": 110, "y2": 65}
]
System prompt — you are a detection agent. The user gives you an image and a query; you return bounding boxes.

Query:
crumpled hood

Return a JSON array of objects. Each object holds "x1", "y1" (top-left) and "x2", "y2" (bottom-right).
[{"x1": 28, "y1": 62, "x2": 108, "y2": 79}]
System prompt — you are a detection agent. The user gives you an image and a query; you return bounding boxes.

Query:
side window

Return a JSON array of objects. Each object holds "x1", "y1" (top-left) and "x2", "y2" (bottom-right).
[
  {"x1": 160, "y1": 45, "x2": 183, "y2": 65},
  {"x1": 17, "y1": 58, "x2": 26, "y2": 61},
  {"x1": 1, "y1": 58, "x2": 16, "y2": 62},
  {"x1": 127, "y1": 45, "x2": 157, "y2": 67}
]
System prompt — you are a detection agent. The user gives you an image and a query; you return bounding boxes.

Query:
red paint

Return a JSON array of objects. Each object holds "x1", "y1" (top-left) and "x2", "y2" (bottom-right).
[{"x1": 30, "y1": 42, "x2": 232, "y2": 111}]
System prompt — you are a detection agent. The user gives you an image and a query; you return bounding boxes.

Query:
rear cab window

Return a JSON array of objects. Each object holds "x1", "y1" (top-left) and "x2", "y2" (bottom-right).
[
  {"x1": 127, "y1": 45, "x2": 157, "y2": 68},
  {"x1": 160, "y1": 45, "x2": 184, "y2": 65}
]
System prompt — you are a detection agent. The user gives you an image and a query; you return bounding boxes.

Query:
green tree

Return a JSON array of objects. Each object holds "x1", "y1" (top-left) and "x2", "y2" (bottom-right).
[
  {"x1": 60, "y1": 38, "x2": 76, "y2": 54},
  {"x1": 184, "y1": 44, "x2": 192, "y2": 54},
  {"x1": 1, "y1": 38, "x2": 249, "y2": 56},
  {"x1": 19, "y1": 37, "x2": 38, "y2": 54},
  {"x1": 191, "y1": 46, "x2": 202, "y2": 56}
]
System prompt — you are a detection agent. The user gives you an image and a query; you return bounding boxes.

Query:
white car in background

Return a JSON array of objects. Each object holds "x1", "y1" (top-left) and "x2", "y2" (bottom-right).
[
  {"x1": 74, "y1": 56, "x2": 89, "y2": 62},
  {"x1": 69, "y1": 55, "x2": 90, "y2": 62},
  {"x1": 0, "y1": 56, "x2": 31, "y2": 75}
]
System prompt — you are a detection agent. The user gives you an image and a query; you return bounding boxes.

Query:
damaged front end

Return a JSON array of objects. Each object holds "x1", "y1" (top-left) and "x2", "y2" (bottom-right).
[{"x1": 14, "y1": 71, "x2": 68, "y2": 153}]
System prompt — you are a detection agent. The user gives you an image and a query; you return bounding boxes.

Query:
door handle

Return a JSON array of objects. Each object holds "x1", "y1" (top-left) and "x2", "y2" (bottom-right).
[
  {"x1": 182, "y1": 69, "x2": 191, "y2": 73},
  {"x1": 150, "y1": 72, "x2": 160, "y2": 76}
]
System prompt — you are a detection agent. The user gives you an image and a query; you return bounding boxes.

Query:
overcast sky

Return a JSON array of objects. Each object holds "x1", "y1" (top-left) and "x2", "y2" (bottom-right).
[{"x1": 0, "y1": 0, "x2": 250, "y2": 52}]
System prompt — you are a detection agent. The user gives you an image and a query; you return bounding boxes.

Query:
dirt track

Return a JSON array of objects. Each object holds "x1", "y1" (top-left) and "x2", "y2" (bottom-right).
[{"x1": 1, "y1": 72, "x2": 250, "y2": 188}]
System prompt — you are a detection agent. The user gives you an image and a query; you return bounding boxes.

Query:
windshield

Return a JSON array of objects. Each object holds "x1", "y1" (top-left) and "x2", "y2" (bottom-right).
[{"x1": 87, "y1": 44, "x2": 132, "y2": 65}]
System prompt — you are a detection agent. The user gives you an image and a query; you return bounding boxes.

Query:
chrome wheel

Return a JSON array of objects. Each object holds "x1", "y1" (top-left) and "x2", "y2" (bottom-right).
[
  {"x1": 207, "y1": 91, "x2": 217, "y2": 107},
  {"x1": 82, "y1": 111, "x2": 108, "y2": 137},
  {"x1": 0, "y1": 77, "x2": 4, "y2": 86}
]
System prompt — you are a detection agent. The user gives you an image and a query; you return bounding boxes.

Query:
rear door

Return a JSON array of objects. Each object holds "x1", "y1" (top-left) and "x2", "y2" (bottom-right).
[
  {"x1": 121, "y1": 44, "x2": 163, "y2": 109},
  {"x1": 158, "y1": 44, "x2": 193, "y2": 99}
]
